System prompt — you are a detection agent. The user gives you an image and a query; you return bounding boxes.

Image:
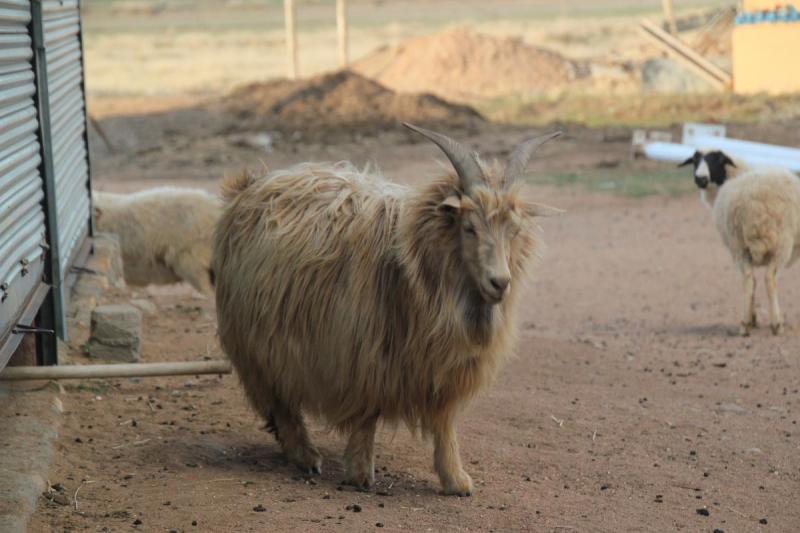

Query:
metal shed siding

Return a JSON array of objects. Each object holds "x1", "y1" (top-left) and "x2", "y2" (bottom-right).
[
  {"x1": 0, "y1": 0, "x2": 48, "y2": 367},
  {"x1": 42, "y1": 0, "x2": 89, "y2": 277}
]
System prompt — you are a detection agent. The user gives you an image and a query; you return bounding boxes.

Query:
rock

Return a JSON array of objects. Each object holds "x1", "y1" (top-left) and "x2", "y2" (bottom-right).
[
  {"x1": 87, "y1": 304, "x2": 141, "y2": 362},
  {"x1": 641, "y1": 58, "x2": 715, "y2": 94},
  {"x1": 129, "y1": 299, "x2": 157, "y2": 315},
  {"x1": 717, "y1": 403, "x2": 747, "y2": 414}
]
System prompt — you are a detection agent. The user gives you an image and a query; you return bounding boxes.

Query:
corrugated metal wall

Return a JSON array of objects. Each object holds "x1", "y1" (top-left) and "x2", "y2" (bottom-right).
[
  {"x1": 0, "y1": 0, "x2": 48, "y2": 368},
  {"x1": 0, "y1": 0, "x2": 91, "y2": 369},
  {"x1": 43, "y1": 0, "x2": 89, "y2": 275}
]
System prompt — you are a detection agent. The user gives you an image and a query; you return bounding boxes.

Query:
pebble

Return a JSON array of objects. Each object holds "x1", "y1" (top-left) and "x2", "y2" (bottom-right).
[
  {"x1": 376, "y1": 523, "x2": 384, "y2": 528},
  {"x1": 696, "y1": 508, "x2": 710, "y2": 516},
  {"x1": 133, "y1": 519, "x2": 142, "y2": 526},
  {"x1": 253, "y1": 504, "x2": 266, "y2": 512},
  {"x1": 759, "y1": 518, "x2": 768, "y2": 524}
]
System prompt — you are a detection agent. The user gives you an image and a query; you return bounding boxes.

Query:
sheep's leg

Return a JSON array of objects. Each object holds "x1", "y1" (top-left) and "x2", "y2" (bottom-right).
[
  {"x1": 739, "y1": 263, "x2": 756, "y2": 337},
  {"x1": 343, "y1": 416, "x2": 378, "y2": 490},
  {"x1": 432, "y1": 414, "x2": 473, "y2": 496},
  {"x1": 765, "y1": 262, "x2": 783, "y2": 335},
  {"x1": 268, "y1": 404, "x2": 322, "y2": 475},
  {"x1": 171, "y1": 250, "x2": 214, "y2": 296}
]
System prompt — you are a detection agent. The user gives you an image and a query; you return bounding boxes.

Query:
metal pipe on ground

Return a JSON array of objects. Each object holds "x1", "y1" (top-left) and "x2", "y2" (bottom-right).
[{"x1": 0, "y1": 360, "x2": 231, "y2": 381}]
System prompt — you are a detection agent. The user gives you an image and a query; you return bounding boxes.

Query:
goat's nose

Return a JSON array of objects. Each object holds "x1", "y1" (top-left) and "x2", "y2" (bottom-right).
[{"x1": 490, "y1": 276, "x2": 510, "y2": 294}]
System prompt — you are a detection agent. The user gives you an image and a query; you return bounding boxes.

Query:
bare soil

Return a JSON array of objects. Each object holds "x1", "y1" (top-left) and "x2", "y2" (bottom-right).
[
  {"x1": 352, "y1": 27, "x2": 583, "y2": 103},
  {"x1": 220, "y1": 70, "x2": 485, "y2": 141},
  {"x1": 29, "y1": 109, "x2": 800, "y2": 531}
]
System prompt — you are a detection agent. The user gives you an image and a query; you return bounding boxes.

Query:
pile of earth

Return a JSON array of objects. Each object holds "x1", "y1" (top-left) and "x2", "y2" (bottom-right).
[
  {"x1": 352, "y1": 26, "x2": 584, "y2": 103},
  {"x1": 219, "y1": 69, "x2": 485, "y2": 141}
]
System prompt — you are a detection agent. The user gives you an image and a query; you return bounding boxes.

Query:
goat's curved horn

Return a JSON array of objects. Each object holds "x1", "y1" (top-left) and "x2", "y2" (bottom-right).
[
  {"x1": 504, "y1": 131, "x2": 563, "y2": 187},
  {"x1": 403, "y1": 122, "x2": 484, "y2": 194}
]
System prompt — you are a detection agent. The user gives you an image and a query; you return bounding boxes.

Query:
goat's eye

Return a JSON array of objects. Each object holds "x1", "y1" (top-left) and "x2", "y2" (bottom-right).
[{"x1": 464, "y1": 225, "x2": 477, "y2": 236}]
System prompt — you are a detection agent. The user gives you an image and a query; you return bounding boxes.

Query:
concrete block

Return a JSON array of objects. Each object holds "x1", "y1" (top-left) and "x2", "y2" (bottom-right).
[
  {"x1": 87, "y1": 304, "x2": 141, "y2": 362},
  {"x1": 87, "y1": 232, "x2": 125, "y2": 289}
]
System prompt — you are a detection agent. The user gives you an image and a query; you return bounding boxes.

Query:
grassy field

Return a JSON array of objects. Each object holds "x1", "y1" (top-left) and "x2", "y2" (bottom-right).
[{"x1": 529, "y1": 167, "x2": 695, "y2": 198}]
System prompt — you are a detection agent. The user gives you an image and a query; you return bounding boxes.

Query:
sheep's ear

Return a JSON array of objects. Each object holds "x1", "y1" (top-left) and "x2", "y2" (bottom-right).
[
  {"x1": 525, "y1": 202, "x2": 565, "y2": 218},
  {"x1": 438, "y1": 195, "x2": 462, "y2": 213},
  {"x1": 722, "y1": 154, "x2": 736, "y2": 168},
  {"x1": 678, "y1": 156, "x2": 695, "y2": 167}
]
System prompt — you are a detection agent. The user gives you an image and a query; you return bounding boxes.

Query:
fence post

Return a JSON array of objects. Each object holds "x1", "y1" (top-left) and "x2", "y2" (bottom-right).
[
  {"x1": 284, "y1": 0, "x2": 298, "y2": 79},
  {"x1": 337, "y1": 0, "x2": 348, "y2": 68},
  {"x1": 662, "y1": 0, "x2": 677, "y2": 34}
]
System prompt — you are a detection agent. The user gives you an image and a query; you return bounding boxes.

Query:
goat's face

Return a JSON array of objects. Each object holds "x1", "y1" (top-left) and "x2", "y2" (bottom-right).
[
  {"x1": 455, "y1": 192, "x2": 517, "y2": 304},
  {"x1": 679, "y1": 150, "x2": 735, "y2": 189},
  {"x1": 440, "y1": 188, "x2": 558, "y2": 305},
  {"x1": 404, "y1": 123, "x2": 563, "y2": 305}
]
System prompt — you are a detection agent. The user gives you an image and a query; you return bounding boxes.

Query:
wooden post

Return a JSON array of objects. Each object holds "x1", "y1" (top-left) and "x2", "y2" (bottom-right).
[
  {"x1": 284, "y1": 0, "x2": 298, "y2": 79},
  {"x1": 336, "y1": 0, "x2": 349, "y2": 68},
  {"x1": 662, "y1": 0, "x2": 677, "y2": 34}
]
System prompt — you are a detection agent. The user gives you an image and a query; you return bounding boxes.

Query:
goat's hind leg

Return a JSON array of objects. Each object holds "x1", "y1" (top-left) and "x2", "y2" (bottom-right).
[
  {"x1": 343, "y1": 415, "x2": 378, "y2": 490},
  {"x1": 765, "y1": 261, "x2": 783, "y2": 335},
  {"x1": 238, "y1": 366, "x2": 322, "y2": 474},
  {"x1": 268, "y1": 401, "x2": 323, "y2": 475}
]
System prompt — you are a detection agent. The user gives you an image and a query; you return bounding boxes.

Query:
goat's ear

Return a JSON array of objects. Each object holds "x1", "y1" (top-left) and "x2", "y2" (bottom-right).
[
  {"x1": 678, "y1": 156, "x2": 695, "y2": 167},
  {"x1": 438, "y1": 195, "x2": 462, "y2": 213},
  {"x1": 524, "y1": 202, "x2": 565, "y2": 218}
]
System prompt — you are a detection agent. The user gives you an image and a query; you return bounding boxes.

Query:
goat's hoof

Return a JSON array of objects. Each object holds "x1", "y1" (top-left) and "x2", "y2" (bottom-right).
[
  {"x1": 288, "y1": 446, "x2": 323, "y2": 476},
  {"x1": 739, "y1": 324, "x2": 752, "y2": 337},
  {"x1": 771, "y1": 322, "x2": 784, "y2": 335},
  {"x1": 344, "y1": 463, "x2": 375, "y2": 491},
  {"x1": 440, "y1": 470, "x2": 473, "y2": 497}
]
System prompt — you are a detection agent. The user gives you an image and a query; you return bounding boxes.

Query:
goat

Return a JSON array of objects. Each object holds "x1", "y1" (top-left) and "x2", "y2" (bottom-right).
[{"x1": 213, "y1": 124, "x2": 562, "y2": 495}]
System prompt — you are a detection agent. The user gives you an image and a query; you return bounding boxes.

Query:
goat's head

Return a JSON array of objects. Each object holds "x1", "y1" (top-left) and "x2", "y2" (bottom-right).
[
  {"x1": 405, "y1": 123, "x2": 563, "y2": 305},
  {"x1": 679, "y1": 149, "x2": 736, "y2": 189}
]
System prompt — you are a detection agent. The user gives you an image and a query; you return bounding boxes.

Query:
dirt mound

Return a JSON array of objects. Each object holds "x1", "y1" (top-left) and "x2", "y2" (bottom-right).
[
  {"x1": 220, "y1": 70, "x2": 484, "y2": 141},
  {"x1": 353, "y1": 27, "x2": 581, "y2": 103}
]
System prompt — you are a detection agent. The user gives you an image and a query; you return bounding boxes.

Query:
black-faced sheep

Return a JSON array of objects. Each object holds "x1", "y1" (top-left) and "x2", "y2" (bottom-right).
[
  {"x1": 681, "y1": 149, "x2": 800, "y2": 335},
  {"x1": 213, "y1": 124, "x2": 562, "y2": 495},
  {"x1": 93, "y1": 187, "x2": 220, "y2": 295}
]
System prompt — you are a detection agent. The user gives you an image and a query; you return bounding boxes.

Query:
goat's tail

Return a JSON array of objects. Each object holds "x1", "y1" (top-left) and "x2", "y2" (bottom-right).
[{"x1": 221, "y1": 168, "x2": 260, "y2": 203}]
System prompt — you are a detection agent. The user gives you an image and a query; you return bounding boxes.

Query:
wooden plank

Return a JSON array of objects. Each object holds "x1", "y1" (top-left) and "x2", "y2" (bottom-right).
[
  {"x1": 639, "y1": 19, "x2": 732, "y2": 90},
  {"x1": 0, "y1": 360, "x2": 232, "y2": 381}
]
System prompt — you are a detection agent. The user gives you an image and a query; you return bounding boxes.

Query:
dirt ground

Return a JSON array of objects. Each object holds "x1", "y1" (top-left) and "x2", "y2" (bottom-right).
[
  {"x1": 23, "y1": 1, "x2": 800, "y2": 531},
  {"x1": 29, "y1": 117, "x2": 800, "y2": 531}
]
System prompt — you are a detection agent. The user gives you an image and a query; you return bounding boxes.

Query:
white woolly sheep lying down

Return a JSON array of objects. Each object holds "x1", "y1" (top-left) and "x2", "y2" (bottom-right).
[
  {"x1": 681, "y1": 149, "x2": 800, "y2": 335},
  {"x1": 93, "y1": 187, "x2": 220, "y2": 295},
  {"x1": 214, "y1": 124, "x2": 562, "y2": 495}
]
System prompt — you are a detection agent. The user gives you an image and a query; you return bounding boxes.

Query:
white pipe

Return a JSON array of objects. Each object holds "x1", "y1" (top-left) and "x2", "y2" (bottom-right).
[
  {"x1": 644, "y1": 141, "x2": 800, "y2": 172},
  {"x1": 688, "y1": 136, "x2": 800, "y2": 165},
  {"x1": 0, "y1": 360, "x2": 232, "y2": 381}
]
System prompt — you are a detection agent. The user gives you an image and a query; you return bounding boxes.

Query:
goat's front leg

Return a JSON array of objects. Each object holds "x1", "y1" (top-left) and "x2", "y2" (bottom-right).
[
  {"x1": 740, "y1": 263, "x2": 757, "y2": 336},
  {"x1": 432, "y1": 413, "x2": 473, "y2": 496},
  {"x1": 343, "y1": 416, "x2": 378, "y2": 490},
  {"x1": 765, "y1": 262, "x2": 783, "y2": 335}
]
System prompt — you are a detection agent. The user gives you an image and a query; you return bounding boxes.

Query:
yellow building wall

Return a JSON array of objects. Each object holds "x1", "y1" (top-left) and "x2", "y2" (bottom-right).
[{"x1": 733, "y1": 22, "x2": 800, "y2": 94}]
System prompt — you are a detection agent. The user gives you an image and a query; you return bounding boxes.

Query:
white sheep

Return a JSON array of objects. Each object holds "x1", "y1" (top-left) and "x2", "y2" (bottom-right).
[
  {"x1": 681, "y1": 149, "x2": 800, "y2": 335},
  {"x1": 93, "y1": 187, "x2": 220, "y2": 295}
]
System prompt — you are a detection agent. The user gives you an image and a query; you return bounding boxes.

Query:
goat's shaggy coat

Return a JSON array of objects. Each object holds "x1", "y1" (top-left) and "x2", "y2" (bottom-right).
[
  {"x1": 214, "y1": 127, "x2": 560, "y2": 495},
  {"x1": 93, "y1": 187, "x2": 220, "y2": 295},
  {"x1": 683, "y1": 149, "x2": 800, "y2": 335}
]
